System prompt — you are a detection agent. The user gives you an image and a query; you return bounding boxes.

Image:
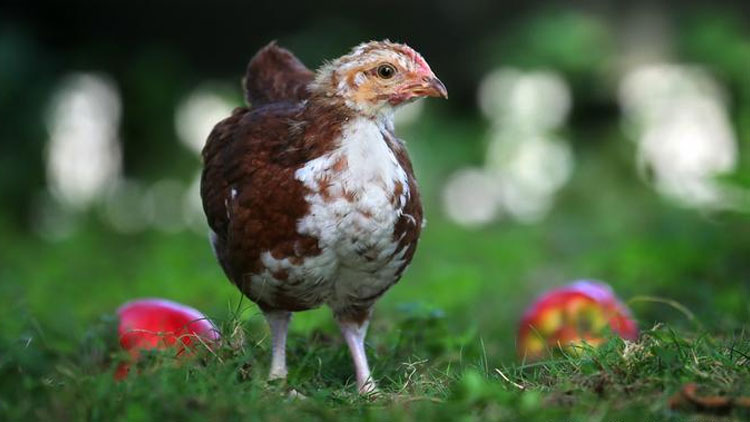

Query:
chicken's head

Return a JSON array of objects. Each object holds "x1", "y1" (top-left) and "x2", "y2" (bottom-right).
[{"x1": 310, "y1": 41, "x2": 447, "y2": 118}]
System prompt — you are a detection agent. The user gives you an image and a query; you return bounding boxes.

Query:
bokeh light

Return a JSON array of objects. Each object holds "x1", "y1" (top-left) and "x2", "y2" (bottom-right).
[
  {"x1": 442, "y1": 168, "x2": 503, "y2": 227},
  {"x1": 443, "y1": 68, "x2": 574, "y2": 226},
  {"x1": 141, "y1": 179, "x2": 188, "y2": 233},
  {"x1": 488, "y1": 132, "x2": 574, "y2": 223},
  {"x1": 478, "y1": 68, "x2": 572, "y2": 132},
  {"x1": 619, "y1": 64, "x2": 738, "y2": 208},
  {"x1": 45, "y1": 73, "x2": 122, "y2": 210},
  {"x1": 393, "y1": 100, "x2": 425, "y2": 128},
  {"x1": 101, "y1": 179, "x2": 148, "y2": 234},
  {"x1": 183, "y1": 172, "x2": 208, "y2": 234},
  {"x1": 175, "y1": 84, "x2": 236, "y2": 155}
]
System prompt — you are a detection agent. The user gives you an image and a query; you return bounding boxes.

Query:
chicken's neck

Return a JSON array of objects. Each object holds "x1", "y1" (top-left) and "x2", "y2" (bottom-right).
[{"x1": 309, "y1": 93, "x2": 396, "y2": 132}]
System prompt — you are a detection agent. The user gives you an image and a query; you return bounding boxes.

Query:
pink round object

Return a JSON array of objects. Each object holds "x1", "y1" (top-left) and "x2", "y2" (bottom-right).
[{"x1": 115, "y1": 298, "x2": 220, "y2": 378}]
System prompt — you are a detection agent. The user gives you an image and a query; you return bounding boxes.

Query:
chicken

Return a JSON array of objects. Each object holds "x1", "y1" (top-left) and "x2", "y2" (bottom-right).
[{"x1": 200, "y1": 40, "x2": 447, "y2": 393}]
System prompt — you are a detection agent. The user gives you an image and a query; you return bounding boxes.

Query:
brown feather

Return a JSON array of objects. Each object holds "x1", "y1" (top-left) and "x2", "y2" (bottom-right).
[
  {"x1": 201, "y1": 99, "x2": 354, "y2": 311},
  {"x1": 243, "y1": 41, "x2": 315, "y2": 106}
]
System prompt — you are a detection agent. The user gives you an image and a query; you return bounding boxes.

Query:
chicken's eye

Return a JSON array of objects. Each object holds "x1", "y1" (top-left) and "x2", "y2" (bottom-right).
[{"x1": 377, "y1": 64, "x2": 396, "y2": 79}]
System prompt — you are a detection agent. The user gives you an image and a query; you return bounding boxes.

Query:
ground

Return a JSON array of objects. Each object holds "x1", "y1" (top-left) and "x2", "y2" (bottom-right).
[{"x1": 1, "y1": 114, "x2": 748, "y2": 421}]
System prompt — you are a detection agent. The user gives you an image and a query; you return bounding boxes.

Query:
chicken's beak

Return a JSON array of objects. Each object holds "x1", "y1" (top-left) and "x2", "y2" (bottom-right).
[
  {"x1": 418, "y1": 75, "x2": 448, "y2": 99},
  {"x1": 390, "y1": 74, "x2": 449, "y2": 106},
  {"x1": 404, "y1": 75, "x2": 448, "y2": 100}
]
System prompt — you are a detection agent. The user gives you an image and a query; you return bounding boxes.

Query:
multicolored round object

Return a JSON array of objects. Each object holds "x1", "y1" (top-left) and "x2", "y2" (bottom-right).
[{"x1": 517, "y1": 280, "x2": 638, "y2": 360}]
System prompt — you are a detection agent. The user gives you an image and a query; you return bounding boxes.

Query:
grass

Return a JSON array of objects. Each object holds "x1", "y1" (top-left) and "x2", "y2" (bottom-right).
[
  {"x1": 1, "y1": 114, "x2": 749, "y2": 420},
  {"x1": 2, "y1": 306, "x2": 748, "y2": 421}
]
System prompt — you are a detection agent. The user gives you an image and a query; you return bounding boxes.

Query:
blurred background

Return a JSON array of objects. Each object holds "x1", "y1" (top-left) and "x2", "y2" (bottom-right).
[{"x1": 1, "y1": 0, "x2": 749, "y2": 359}]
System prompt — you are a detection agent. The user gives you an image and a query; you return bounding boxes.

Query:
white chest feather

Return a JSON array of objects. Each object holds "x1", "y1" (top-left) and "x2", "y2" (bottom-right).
[
  {"x1": 295, "y1": 117, "x2": 409, "y2": 255},
  {"x1": 244, "y1": 117, "x2": 413, "y2": 311}
]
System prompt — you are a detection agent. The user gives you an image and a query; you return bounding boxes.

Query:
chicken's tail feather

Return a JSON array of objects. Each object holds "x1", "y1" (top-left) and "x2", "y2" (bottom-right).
[{"x1": 243, "y1": 41, "x2": 315, "y2": 106}]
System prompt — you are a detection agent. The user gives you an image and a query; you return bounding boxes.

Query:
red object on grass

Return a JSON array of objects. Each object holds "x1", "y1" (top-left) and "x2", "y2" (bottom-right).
[
  {"x1": 517, "y1": 280, "x2": 638, "y2": 360},
  {"x1": 115, "y1": 298, "x2": 220, "y2": 379}
]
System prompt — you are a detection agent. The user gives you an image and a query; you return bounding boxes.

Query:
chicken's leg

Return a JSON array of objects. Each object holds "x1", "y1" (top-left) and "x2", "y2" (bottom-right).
[
  {"x1": 336, "y1": 316, "x2": 376, "y2": 394},
  {"x1": 264, "y1": 310, "x2": 291, "y2": 380}
]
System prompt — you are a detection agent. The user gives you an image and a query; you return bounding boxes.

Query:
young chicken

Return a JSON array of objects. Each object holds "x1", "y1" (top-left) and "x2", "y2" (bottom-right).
[{"x1": 201, "y1": 40, "x2": 447, "y2": 393}]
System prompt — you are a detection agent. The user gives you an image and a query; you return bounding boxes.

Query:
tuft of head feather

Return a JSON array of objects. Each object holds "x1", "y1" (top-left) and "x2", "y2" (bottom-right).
[{"x1": 308, "y1": 40, "x2": 439, "y2": 117}]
